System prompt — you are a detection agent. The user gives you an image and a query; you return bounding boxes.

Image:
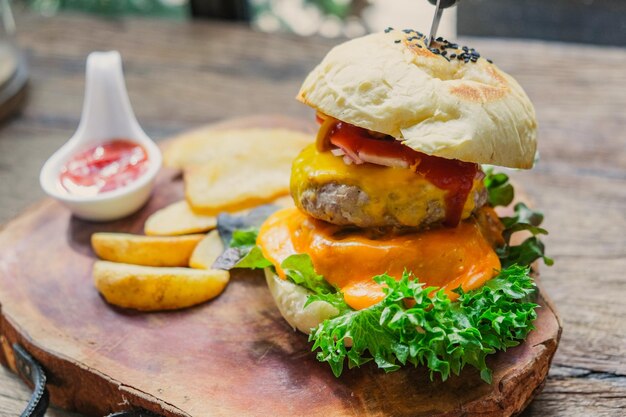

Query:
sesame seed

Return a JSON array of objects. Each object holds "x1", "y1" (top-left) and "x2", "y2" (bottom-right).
[
  {"x1": 384, "y1": 27, "x2": 394, "y2": 33},
  {"x1": 398, "y1": 36, "x2": 485, "y2": 66},
  {"x1": 394, "y1": 40, "x2": 401, "y2": 44},
  {"x1": 487, "y1": 59, "x2": 493, "y2": 64}
]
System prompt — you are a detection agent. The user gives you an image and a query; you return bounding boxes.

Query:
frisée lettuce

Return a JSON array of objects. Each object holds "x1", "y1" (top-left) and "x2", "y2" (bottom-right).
[{"x1": 225, "y1": 170, "x2": 551, "y2": 382}]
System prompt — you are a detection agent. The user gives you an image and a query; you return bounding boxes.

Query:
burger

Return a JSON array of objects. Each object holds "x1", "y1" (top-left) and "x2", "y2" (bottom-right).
[{"x1": 227, "y1": 29, "x2": 551, "y2": 382}]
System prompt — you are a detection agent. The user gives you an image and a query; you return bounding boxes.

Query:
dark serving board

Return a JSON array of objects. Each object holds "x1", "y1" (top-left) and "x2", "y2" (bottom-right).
[{"x1": 0, "y1": 116, "x2": 561, "y2": 417}]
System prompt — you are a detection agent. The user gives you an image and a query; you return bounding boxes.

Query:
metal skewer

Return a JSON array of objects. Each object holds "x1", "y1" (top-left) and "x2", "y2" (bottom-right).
[
  {"x1": 428, "y1": 0, "x2": 444, "y2": 47},
  {"x1": 427, "y1": 0, "x2": 460, "y2": 47}
]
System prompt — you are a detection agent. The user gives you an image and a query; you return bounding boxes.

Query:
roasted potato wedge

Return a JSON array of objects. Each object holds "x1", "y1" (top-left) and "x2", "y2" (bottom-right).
[
  {"x1": 185, "y1": 162, "x2": 290, "y2": 215},
  {"x1": 144, "y1": 196, "x2": 293, "y2": 237},
  {"x1": 189, "y1": 230, "x2": 224, "y2": 269},
  {"x1": 91, "y1": 233, "x2": 204, "y2": 267},
  {"x1": 163, "y1": 127, "x2": 312, "y2": 169},
  {"x1": 170, "y1": 128, "x2": 311, "y2": 214},
  {"x1": 144, "y1": 200, "x2": 217, "y2": 236},
  {"x1": 93, "y1": 261, "x2": 229, "y2": 311}
]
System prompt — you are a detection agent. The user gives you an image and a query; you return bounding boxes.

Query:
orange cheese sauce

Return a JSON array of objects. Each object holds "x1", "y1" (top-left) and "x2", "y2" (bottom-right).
[{"x1": 257, "y1": 207, "x2": 502, "y2": 310}]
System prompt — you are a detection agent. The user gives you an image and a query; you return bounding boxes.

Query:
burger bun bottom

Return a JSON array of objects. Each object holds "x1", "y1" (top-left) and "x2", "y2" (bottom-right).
[{"x1": 265, "y1": 268, "x2": 338, "y2": 334}]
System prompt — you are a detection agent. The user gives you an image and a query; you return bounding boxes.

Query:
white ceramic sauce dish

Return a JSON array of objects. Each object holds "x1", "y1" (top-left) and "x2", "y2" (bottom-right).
[{"x1": 40, "y1": 51, "x2": 162, "y2": 221}]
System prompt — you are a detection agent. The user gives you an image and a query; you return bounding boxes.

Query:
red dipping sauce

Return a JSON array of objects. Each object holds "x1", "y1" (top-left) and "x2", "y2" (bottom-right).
[{"x1": 59, "y1": 139, "x2": 149, "y2": 196}]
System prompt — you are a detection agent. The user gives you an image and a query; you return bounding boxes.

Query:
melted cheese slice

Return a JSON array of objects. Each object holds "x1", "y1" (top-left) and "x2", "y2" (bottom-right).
[
  {"x1": 291, "y1": 145, "x2": 484, "y2": 228},
  {"x1": 258, "y1": 207, "x2": 501, "y2": 310}
]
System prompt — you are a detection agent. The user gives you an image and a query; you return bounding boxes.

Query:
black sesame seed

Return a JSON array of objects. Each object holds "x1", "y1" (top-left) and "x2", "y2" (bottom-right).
[
  {"x1": 384, "y1": 27, "x2": 394, "y2": 33},
  {"x1": 436, "y1": 36, "x2": 443, "y2": 41},
  {"x1": 441, "y1": 50, "x2": 447, "y2": 56},
  {"x1": 394, "y1": 40, "x2": 401, "y2": 44},
  {"x1": 450, "y1": 53, "x2": 456, "y2": 58},
  {"x1": 462, "y1": 46, "x2": 469, "y2": 51},
  {"x1": 487, "y1": 59, "x2": 493, "y2": 64},
  {"x1": 402, "y1": 29, "x2": 413, "y2": 34}
]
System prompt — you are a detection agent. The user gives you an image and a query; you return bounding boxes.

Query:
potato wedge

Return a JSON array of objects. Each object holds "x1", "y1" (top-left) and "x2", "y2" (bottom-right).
[
  {"x1": 144, "y1": 196, "x2": 292, "y2": 237},
  {"x1": 189, "y1": 230, "x2": 224, "y2": 269},
  {"x1": 185, "y1": 162, "x2": 290, "y2": 215},
  {"x1": 144, "y1": 200, "x2": 217, "y2": 236},
  {"x1": 93, "y1": 261, "x2": 229, "y2": 311},
  {"x1": 92, "y1": 233, "x2": 204, "y2": 267},
  {"x1": 163, "y1": 127, "x2": 312, "y2": 169},
  {"x1": 170, "y1": 128, "x2": 311, "y2": 214}
]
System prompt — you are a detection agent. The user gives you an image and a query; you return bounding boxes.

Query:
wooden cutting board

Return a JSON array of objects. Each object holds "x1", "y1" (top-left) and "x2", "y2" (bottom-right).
[{"x1": 0, "y1": 117, "x2": 561, "y2": 417}]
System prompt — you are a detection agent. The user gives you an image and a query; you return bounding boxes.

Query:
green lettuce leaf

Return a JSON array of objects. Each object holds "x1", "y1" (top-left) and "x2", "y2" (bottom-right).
[
  {"x1": 234, "y1": 246, "x2": 272, "y2": 269},
  {"x1": 309, "y1": 265, "x2": 538, "y2": 382},
  {"x1": 497, "y1": 202, "x2": 553, "y2": 268},
  {"x1": 499, "y1": 203, "x2": 547, "y2": 240},
  {"x1": 223, "y1": 227, "x2": 273, "y2": 269},
  {"x1": 281, "y1": 254, "x2": 350, "y2": 313},
  {"x1": 483, "y1": 168, "x2": 515, "y2": 207},
  {"x1": 483, "y1": 170, "x2": 553, "y2": 268},
  {"x1": 230, "y1": 228, "x2": 259, "y2": 248},
  {"x1": 281, "y1": 254, "x2": 333, "y2": 293},
  {"x1": 497, "y1": 237, "x2": 554, "y2": 269}
]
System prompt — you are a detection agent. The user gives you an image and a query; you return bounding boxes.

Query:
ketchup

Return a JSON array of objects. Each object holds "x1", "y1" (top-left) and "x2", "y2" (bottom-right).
[
  {"x1": 59, "y1": 139, "x2": 149, "y2": 196},
  {"x1": 417, "y1": 152, "x2": 480, "y2": 227},
  {"x1": 325, "y1": 120, "x2": 480, "y2": 227},
  {"x1": 329, "y1": 122, "x2": 415, "y2": 165}
]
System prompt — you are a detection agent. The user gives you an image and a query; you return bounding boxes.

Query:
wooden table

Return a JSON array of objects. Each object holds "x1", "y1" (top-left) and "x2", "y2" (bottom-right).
[{"x1": 1, "y1": 12, "x2": 625, "y2": 417}]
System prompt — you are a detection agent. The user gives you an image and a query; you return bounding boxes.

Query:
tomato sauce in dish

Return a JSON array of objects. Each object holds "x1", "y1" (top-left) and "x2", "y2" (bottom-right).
[
  {"x1": 59, "y1": 139, "x2": 149, "y2": 196},
  {"x1": 322, "y1": 119, "x2": 481, "y2": 227}
]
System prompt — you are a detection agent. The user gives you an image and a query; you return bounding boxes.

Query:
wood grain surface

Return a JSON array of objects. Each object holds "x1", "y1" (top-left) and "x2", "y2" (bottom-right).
[
  {"x1": 0, "y1": 11, "x2": 624, "y2": 417},
  {"x1": 0, "y1": 120, "x2": 559, "y2": 416}
]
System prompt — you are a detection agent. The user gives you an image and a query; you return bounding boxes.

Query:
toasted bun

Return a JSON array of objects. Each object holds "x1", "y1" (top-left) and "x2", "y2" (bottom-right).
[
  {"x1": 264, "y1": 268, "x2": 337, "y2": 334},
  {"x1": 297, "y1": 30, "x2": 537, "y2": 168}
]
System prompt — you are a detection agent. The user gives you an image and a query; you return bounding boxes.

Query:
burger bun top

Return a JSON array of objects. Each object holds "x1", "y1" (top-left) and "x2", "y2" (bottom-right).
[{"x1": 298, "y1": 30, "x2": 537, "y2": 169}]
